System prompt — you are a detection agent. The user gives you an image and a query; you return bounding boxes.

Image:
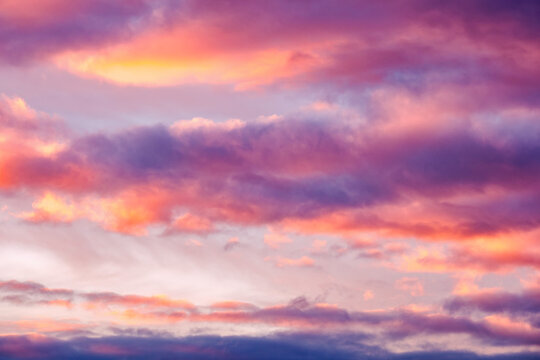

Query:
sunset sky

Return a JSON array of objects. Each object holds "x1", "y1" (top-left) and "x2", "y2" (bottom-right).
[{"x1": 1, "y1": 1, "x2": 540, "y2": 359}]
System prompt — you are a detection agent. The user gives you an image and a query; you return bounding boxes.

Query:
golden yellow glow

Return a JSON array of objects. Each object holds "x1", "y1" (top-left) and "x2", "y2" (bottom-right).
[
  {"x1": 57, "y1": 48, "x2": 306, "y2": 89},
  {"x1": 53, "y1": 23, "x2": 339, "y2": 88},
  {"x1": 19, "y1": 192, "x2": 77, "y2": 222}
]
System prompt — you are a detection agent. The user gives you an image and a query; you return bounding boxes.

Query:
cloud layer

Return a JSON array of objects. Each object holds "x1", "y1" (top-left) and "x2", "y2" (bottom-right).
[
  {"x1": 1, "y1": 1, "x2": 540, "y2": 357},
  {"x1": 2, "y1": 279, "x2": 540, "y2": 349},
  {"x1": 2, "y1": 91, "x2": 540, "y2": 273}
]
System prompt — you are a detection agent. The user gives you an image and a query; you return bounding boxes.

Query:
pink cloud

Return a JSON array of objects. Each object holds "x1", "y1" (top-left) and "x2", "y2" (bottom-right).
[
  {"x1": 271, "y1": 256, "x2": 315, "y2": 268},
  {"x1": 395, "y1": 277, "x2": 424, "y2": 296},
  {"x1": 1, "y1": 92, "x2": 540, "y2": 274},
  {"x1": 165, "y1": 213, "x2": 214, "y2": 235},
  {"x1": 264, "y1": 230, "x2": 292, "y2": 249}
]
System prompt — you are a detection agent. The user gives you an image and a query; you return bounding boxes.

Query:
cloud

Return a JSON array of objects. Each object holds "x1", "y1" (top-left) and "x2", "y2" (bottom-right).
[
  {"x1": 3, "y1": 280, "x2": 540, "y2": 347},
  {"x1": 445, "y1": 288, "x2": 540, "y2": 315},
  {"x1": 0, "y1": 280, "x2": 74, "y2": 306},
  {"x1": 0, "y1": 332, "x2": 538, "y2": 360},
  {"x1": 46, "y1": 0, "x2": 540, "y2": 95},
  {"x1": 164, "y1": 213, "x2": 214, "y2": 235},
  {"x1": 0, "y1": 333, "x2": 375, "y2": 360},
  {"x1": 223, "y1": 237, "x2": 240, "y2": 252},
  {"x1": 404, "y1": 244, "x2": 540, "y2": 273},
  {"x1": 0, "y1": 0, "x2": 154, "y2": 65},
  {"x1": 2, "y1": 93, "x2": 540, "y2": 273},
  {"x1": 0, "y1": 280, "x2": 194, "y2": 312},
  {"x1": 268, "y1": 256, "x2": 315, "y2": 268},
  {"x1": 264, "y1": 230, "x2": 293, "y2": 249},
  {"x1": 0, "y1": 0, "x2": 537, "y2": 97},
  {"x1": 395, "y1": 278, "x2": 424, "y2": 296}
]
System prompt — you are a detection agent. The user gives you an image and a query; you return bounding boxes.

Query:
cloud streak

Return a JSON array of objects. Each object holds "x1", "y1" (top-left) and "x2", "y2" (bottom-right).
[{"x1": 3, "y1": 280, "x2": 540, "y2": 347}]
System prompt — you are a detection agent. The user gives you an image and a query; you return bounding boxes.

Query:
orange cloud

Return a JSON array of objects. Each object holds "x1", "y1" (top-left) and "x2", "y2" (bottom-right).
[
  {"x1": 166, "y1": 213, "x2": 214, "y2": 235},
  {"x1": 19, "y1": 192, "x2": 77, "y2": 223}
]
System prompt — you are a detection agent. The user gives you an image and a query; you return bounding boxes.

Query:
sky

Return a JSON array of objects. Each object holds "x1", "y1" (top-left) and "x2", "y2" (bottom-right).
[{"x1": 1, "y1": 0, "x2": 540, "y2": 359}]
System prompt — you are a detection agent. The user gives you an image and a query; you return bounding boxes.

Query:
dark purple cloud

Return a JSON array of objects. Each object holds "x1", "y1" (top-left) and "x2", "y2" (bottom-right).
[
  {"x1": 172, "y1": 0, "x2": 540, "y2": 106},
  {"x1": 0, "y1": 333, "x2": 538, "y2": 360},
  {"x1": 0, "y1": 0, "x2": 153, "y2": 64},
  {"x1": 445, "y1": 288, "x2": 540, "y2": 315}
]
